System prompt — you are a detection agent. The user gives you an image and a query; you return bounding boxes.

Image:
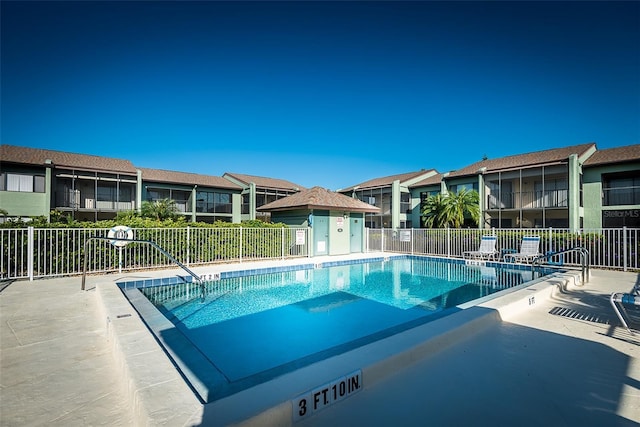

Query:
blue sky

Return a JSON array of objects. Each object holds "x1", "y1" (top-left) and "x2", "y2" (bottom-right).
[{"x1": 2, "y1": 1, "x2": 639, "y2": 190}]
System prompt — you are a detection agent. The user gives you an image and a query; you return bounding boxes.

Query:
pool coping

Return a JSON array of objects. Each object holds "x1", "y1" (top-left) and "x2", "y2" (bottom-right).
[{"x1": 95, "y1": 256, "x2": 584, "y2": 426}]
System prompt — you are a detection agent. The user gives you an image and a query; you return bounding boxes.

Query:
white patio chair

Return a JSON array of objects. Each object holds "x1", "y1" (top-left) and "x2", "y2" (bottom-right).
[
  {"x1": 463, "y1": 235, "x2": 498, "y2": 260},
  {"x1": 504, "y1": 236, "x2": 541, "y2": 263}
]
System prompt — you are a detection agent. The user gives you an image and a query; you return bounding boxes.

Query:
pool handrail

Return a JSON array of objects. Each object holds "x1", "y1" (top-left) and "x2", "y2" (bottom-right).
[
  {"x1": 610, "y1": 284, "x2": 640, "y2": 334},
  {"x1": 81, "y1": 236, "x2": 204, "y2": 293},
  {"x1": 531, "y1": 246, "x2": 590, "y2": 285}
]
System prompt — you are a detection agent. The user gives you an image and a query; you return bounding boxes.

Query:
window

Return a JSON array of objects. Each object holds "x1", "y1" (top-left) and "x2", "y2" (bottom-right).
[
  {"x1": 400, "y1": 193, "x2": 411, "y2": 214},
  {"x1": 196, "y1": 190, "x2": 232, "y2": 213},
  {"x1": 603, "y1": 174, "x2": 640, "y2": 206},
  {"x1": 449, "y1": 182, "x2": 478, "y2": 193},
  {"x1": 119, "y1": 185, "x2": 133, "y2": 202},
  {"x1": 488, "y1": 181, "x2": 513, "y2": 209},
  {"x1": 97, "y1": 183, "x2": 116, "y2": 201},
  {"x1": 214, "y1": 193, "x2": 232, "y2": 213},
  {"x1": 534, "y1": 179, "x2": 567, "y2": 208},
  {"x1": 34, "y1": 176, "x2": 45, "y2": 192},
  {"x1": 254, "y1": 188, "x2": 294, "y2": 209},
  {"x1": 242, "y1": 193, "x2": 250, "y2": 214},
  {"x1": 2, "y1": 173, "x2": 45, "y2": 193},
  {"x1": 147, "y1": 188, "x2": 170, "y2": 201}
]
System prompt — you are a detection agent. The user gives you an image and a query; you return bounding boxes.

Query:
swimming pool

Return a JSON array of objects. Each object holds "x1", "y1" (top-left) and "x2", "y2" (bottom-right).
[{"x1": 119, "y1": 255, "x2": 552, "y2": 404}]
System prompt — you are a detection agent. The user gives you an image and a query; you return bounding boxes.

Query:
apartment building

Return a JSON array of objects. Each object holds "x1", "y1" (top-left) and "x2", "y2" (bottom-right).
[
  {"x1": 338, "y1": 170, "x2": 439, "y2": 229},
  {"x1": 0, "y1": 145, "x2": 303, "y2": 223},
  {"x1": 2, "y1": 143, "x2": 638, "y2": 228},
  {"x1": 139, "y1": 168, "x2": 242, "y2": 223},
  {"x1": 222, "y1": 172, "x2": 304, "y2": 222},
  {"x1": 582, "y1": 144, "x2": 640, "y2": 228},
  {"x1": 439, "y1": 143, "x2": 640, "y2": 230},
  {"x1": 0, "y1": 145, "x2": 139, "y2": 221},
  {"x1": 440, "y1": 143, "x2": 597, "y2": 231}
]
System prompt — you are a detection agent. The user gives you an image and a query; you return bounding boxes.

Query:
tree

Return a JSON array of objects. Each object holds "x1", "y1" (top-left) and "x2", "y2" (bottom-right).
[
  {"x1": 444, "y1": 188, "x2": 480, "y2": 228},
  {"x1": 140, "y1": 198, "x2": 179, "y2": 221},
  {"x1": 421, "y1": 189, "x2": 480, "y2": 228},
  {"x1": 421, "y1": 193, "x2": 449, "y2": 228}
]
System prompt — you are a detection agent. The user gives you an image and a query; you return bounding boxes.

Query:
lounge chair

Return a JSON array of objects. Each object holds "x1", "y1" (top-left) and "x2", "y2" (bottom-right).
[
  {"x1": 503, "y1": 236, "x2": 541, "y2": 263},
  {"x1": 463, "y1": 235, "x2": 498, "y2": 260}
]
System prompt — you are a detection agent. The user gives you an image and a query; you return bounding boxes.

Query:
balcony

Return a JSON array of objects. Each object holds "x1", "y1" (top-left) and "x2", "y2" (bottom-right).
[{"x1": 487, "y1": 189, "x2": 568, "y2": 210}]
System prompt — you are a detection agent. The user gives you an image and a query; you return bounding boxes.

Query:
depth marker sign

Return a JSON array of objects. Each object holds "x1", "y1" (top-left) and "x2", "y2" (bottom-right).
[{"x1": 292, "y1": 370, "x2": 362, "y2": 422}]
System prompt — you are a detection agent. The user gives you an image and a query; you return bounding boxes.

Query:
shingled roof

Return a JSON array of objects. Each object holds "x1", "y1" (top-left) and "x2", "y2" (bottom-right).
[
  {"x1": 446, "y1": 143, "x2": 596, "y2": 178},
  {"x1": 223, "y1": 172, "x2": 305, "y2": 191},
  {"x1": 409, "y1": 172, "x2": 446, "y2": 188},
  {"x1": 583, "y1": 144, "x2": 640, "y2": 166},
  {"x1": 257, "y1": 186, "x2": 380, "y2": 213},
  {"x1": 1, "y1": 144, "x2": 138, "y2": 174},
  {"x1": 140, "y1": 168, "x2": 241, "y2": 189},
  {"x1": 339, "y1": 170, "x2": 437, "y2": 192}
]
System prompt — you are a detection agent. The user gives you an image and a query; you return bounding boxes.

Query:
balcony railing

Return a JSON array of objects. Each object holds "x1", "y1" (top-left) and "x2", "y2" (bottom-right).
[
  {"x1": 55, "y1": 190, "x2": 134, "y2": 210},
  {"x1": 603, "y1": 186, "x2": 640, "y2": 206},
  {"x1": 95, "y1": 201, "x2": 135, "y2": 210},
  {"x1": 487, "y1": 190, "x2": 568, "y2": 210}
]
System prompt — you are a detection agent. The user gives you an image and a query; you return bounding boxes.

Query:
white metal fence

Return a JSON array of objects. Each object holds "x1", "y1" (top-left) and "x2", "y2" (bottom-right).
[
  {"x1": 367, "y1": 227, "x2": 640, "y2": 271},
  {"x1": 2, "y1": 226, "x2": 638, "y2": 281},
  {"x1": 0, "y1": 227, "x2": 310, "y2": 280}
]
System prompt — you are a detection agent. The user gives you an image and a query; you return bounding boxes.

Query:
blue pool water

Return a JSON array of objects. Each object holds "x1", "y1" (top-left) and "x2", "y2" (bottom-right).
[{"x1": 121, "y1": 256, "x2": 551, "y2": 402}]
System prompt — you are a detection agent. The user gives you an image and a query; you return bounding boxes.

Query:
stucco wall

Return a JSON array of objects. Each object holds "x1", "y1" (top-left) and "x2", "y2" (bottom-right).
[{"x1": 1, "y1": 191, "x2": 49, "y2": 217}]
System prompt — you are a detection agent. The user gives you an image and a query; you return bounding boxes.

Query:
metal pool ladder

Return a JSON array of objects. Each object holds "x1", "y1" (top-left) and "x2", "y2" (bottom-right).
[
  {"x1": 81, "y1": 236, "x2": 205, "y2": 297},
  {"x1": 531, "y1": 247, "x2": 590, "y2": 285}
]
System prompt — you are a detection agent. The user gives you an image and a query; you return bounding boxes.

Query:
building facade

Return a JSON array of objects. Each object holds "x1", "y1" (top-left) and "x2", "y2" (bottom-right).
[
  {"x1": 1, "y1": 145, "x2": 139, "y2": 222},
  {"x1": 438, "y1": 143, "x2": 597, "y2": 231},
  {"x1": 140, "y1": 168, "x2": 242, "y2": 223},
  {"x1": 582, "y1": 145, "x2": 640, "y2": 228},
  {"x1": 2, "y1": 143, "x2": 638, "y2": 228},
  {"x1": 222, "y1": 172, "x2": 304, "y2": 222},
  {"x1": 0, "y1": 145, "x2": 302, "y2": 223},
  {"x1": 338, "y1": 170, "x2": 439, "y2": 229}
]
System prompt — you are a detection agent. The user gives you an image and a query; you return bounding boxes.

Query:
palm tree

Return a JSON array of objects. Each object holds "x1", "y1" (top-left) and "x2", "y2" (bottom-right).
[
  {"x1": 141, "y1": 198, "x2": 179, "y2": 221},
  {"x1": 443, "y1": 188, "x2": 480, "y2": 228},
  {"x1": 421, "y1": 193, "x2": 449, "y2": 228},
  {"x1": 421, "y1": 189, "x2": 480, "y2": 228}
]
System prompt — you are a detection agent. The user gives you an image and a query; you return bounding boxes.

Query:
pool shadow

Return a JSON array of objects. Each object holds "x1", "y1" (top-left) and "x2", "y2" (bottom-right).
[
  {"x1": 194, "y1": 308, "x2": 637, "y2": 426},
  {"x1": 157, "y1": 291, "x2": 462, "y2": 403}
]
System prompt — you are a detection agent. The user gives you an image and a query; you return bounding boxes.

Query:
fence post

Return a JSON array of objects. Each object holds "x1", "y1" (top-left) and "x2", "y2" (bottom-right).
[
  {"x1": 239, "y1": 227, "x2": 243, "y2": 263},
  {"x1": 381, "y1": 228, "x2": 384, "y2": 253},
  {"x1": 28, "y1": 226, "x2": 34, "y2": 281},
  {"x1": 548, "y1": 227, "x2": 553, "y2": 253},
  {"x1": 447, "y1": 227, "x2": 451, "y2": 258},
  {"x1": 623, "y1": 226, "x2": 628, "y2": 272},
  {"x1": 282, "y1": 227, "x2": 285, "y2": 260},
  {"x1": 411, "y1": 229, "x2": 414, "y2": 255},
  {"x1": 186, "y1": 226, "x2": 190, "y2": 267}
]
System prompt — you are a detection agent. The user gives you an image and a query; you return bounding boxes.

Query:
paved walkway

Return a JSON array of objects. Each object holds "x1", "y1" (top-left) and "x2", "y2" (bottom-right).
[
  {"x1": 1, "y1": 277, "x2": 133, "y2": 426},
  {"x1": 1, "y1": 265, "x2": 639, "y2": 426}
]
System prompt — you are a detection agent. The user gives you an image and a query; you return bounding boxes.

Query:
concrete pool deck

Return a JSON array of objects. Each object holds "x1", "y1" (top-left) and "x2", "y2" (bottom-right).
[{"x1": 1, "y1": 254, "x2": 639, "y2": 426}]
